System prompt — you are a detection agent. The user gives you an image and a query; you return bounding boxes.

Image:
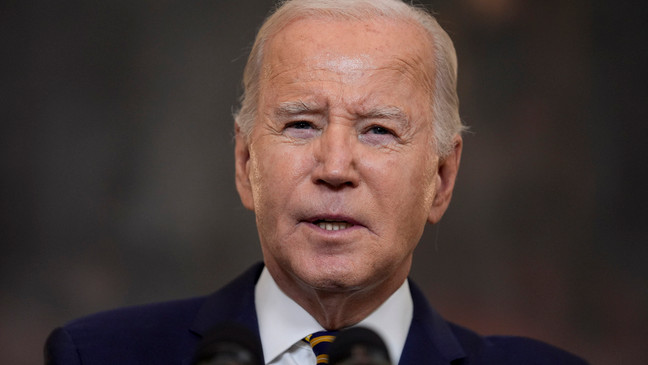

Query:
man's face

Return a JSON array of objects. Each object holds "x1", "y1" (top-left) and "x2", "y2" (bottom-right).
[{"x1": 235, "y1": 17, "x2": 461, "y2": 295}]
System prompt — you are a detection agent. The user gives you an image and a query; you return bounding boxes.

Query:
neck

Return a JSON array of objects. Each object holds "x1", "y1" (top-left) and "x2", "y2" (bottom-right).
[{"x1": 268, "y1": 264, "x2": 410, "y2": 330}]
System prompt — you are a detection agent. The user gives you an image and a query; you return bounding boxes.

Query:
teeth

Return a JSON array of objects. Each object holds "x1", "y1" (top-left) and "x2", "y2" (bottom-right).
[{"x1": 317, "y1": 221, "x2": 352, "y2": 231}]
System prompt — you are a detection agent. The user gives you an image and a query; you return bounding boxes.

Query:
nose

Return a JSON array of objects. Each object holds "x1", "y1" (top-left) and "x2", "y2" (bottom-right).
[{"x1": 312, "y1": 123, "x2": 360, "y2": 189}]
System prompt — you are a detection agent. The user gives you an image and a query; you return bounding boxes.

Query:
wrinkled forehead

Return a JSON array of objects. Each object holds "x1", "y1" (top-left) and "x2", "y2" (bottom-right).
[{"x1": 260, "y1": 16, "x2": 436, "y2": 92}]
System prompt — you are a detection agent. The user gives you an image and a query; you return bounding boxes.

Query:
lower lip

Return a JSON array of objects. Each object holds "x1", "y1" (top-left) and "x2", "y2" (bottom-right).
[{"x1": 303, "y1": 222, "x2": 363, "y2": 234}]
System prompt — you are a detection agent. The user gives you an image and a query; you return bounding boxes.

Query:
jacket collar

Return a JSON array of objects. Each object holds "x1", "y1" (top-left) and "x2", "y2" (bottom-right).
[
  {"x1": 399, "y1": 279, "x2": 466, "y2": 364},
  {"x1": 189, "y1": 263, "x2": 466, "y2": 365},
  {"x1": 190, "y1": 263, "x2": 264, "y2": 337}
]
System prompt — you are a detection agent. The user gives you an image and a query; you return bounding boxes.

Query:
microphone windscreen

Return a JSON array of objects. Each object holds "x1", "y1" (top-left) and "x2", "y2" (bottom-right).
[
  {"x1": 192, "y1": 323, "x2": 263, "y2": 365},
  {"x1": 329, "y1": 326, "x2": 391, "y2": 365}
]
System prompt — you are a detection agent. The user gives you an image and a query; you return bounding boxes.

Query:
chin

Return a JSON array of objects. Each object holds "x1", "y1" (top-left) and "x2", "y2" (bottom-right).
[
  {"x1": 296, "y1": 260, "x2": 373, "y2": 293},
  {"x1": 304, "y1": 276, "x2": 363, "y2": 293}
]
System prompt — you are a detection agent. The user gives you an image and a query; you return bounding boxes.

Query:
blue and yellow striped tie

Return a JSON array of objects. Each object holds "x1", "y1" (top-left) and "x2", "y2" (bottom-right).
[{"x1": 304, "y1": 330, "x2": 337, "y2": 364}]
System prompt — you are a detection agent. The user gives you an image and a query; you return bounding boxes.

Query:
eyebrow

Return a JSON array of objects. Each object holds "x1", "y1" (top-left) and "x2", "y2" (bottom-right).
[
  {"x1": 275, "y1": 100, "x2": 323, "y2": 116},
  {"x1": 360, "y1": 106, "x2": 408, "y2": 122},
  {"x1": 274, "y1": 101, "x2": 410, "y2": 125}
]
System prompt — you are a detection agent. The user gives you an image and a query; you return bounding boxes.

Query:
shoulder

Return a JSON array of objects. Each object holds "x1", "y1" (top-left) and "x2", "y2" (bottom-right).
[
  {"x1": 44, "y1": 264, "x2": 264, "y2": 365},
  {"x1": 406, "y1": 280, "x2": 588, "y2": 364},
  {"x1": 45, "y1": 297, "x2": 206, "y2": 365},
  {"x1": 64, "y1": 295, "x2": 205, "y2": 335},
  {"x1": 447, "y1": 322, "x2": 589, "y2": 365}
]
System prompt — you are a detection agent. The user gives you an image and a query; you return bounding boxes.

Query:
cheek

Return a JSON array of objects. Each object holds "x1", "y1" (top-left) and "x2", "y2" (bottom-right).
[
  {"x1": 366, "y1": 151, "x2": 434, "y2": 196},
  {"x1": 412, "y1": 156, "x2": 438, "y2": 204},
  {"x1": 364, "y1": 151, "x2": 437, "y2": 223},
  {"x1": 407, "y1": 159, "x2": 438, "y2": 218},
  {"x1": 249, "y1": 145, "x2": 314, "y2": 210}
]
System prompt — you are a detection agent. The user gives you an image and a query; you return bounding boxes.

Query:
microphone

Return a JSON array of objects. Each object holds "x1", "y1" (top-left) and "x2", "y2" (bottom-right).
[
  {"x1": 191, "y1": 323, "x2": 263, "y2": 365},
  {"x1": 329, "y1": 327, "x2": 392, "y2": 365}
]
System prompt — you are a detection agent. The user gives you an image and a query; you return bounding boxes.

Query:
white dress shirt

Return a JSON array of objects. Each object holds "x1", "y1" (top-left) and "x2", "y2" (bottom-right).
[{"x1": 254, "y1": 267, "x2": 413, "y2": 365}]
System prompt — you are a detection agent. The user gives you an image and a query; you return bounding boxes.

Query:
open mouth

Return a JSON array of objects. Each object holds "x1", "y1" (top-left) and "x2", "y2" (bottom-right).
[{"x1": 313, "y1": 219, "x2": 354, "y2": 231}]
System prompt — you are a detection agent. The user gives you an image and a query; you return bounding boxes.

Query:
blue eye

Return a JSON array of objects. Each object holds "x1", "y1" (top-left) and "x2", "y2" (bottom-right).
[
  {"x1": 368, "y1": 126, "x2": 391, "y2": 135},
  {"x1": 283, "y1": 120, "x2": 318, "y2": 139},
  {"x1": 287, "y1": 121, "x2": 313, "y2": 129}
]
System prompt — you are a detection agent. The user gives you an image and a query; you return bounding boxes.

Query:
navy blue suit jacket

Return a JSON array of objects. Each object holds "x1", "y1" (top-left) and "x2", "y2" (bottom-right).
[{"x1": 45, "y1": 263, "x2": 587, "y2": 364}]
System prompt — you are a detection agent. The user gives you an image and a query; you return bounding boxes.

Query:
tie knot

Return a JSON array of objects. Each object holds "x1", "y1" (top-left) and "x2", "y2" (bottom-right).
[{"x1": 305, "y1": 330, "x2": 338, "y2": 364}]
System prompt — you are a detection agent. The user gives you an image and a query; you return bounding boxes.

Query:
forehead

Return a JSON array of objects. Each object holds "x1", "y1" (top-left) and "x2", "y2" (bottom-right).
[{"x1": 261, "y1": 17, "x2": 435, "y2": 94}]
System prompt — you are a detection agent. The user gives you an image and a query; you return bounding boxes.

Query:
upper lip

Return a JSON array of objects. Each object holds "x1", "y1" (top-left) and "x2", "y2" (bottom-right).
[{"x1": 303, "y1": 214, "x2": 363, "y2": 227}]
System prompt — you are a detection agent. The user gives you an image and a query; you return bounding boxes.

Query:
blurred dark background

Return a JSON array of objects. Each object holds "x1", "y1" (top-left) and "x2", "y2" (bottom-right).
[{"x1": 2, "y1": 0, "x2": 646, "y2": 364}]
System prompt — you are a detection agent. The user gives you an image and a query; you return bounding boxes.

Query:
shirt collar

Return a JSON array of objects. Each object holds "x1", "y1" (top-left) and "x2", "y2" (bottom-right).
[{"x1": 254, "y1": 267, "x2": 413, "y2": 365}]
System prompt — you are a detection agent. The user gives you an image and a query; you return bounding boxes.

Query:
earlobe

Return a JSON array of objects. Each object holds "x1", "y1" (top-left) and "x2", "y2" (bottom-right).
[
  {"x1": 427, "y1": 135, "x2": 463, "y2": 224},
  {"x1": 234, "y1": 124, "x2": 255, "y2": 211}
]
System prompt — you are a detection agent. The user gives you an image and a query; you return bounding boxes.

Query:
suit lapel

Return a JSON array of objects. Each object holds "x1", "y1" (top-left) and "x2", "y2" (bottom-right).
[
  {"x1": 187, "y1": 263, "x2": 265, "y2": 364},
  {"x1": 186, "y1": 265, "x2": 465, "y2": 365},
  {"x1": 398, "y1": 280, "x2": 466, "y2": 365}
]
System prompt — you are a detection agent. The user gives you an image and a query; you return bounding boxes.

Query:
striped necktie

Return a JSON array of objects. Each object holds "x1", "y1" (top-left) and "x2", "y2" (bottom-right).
[{"x1": 304, "y1": 330, "x2": 338, "y2": 364}]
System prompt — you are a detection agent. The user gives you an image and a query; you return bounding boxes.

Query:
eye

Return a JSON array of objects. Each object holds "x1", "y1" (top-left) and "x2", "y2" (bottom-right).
[
  {"x1": 286, "y1": 121, "x2": 313, "y2": 130},
  {"x1": 367, "y1": 125, "x2": 392, "y2": 135},
  {"x1": 283, "y1": 120, "x2": 318, "y2": 139},
  {"x1": 359, "y1": 124, "x2": 399, "y2": 146}
]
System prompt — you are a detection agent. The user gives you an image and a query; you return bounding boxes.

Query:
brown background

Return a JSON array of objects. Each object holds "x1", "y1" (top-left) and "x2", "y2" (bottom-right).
[{"x1": 2, "y1": 1, "x2": 647, "y2": 364}]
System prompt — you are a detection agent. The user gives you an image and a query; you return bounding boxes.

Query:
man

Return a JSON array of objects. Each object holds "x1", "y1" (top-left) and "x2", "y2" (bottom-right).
[{"x1": 45, "y1": 0, "x2": 588, "y2": 364}]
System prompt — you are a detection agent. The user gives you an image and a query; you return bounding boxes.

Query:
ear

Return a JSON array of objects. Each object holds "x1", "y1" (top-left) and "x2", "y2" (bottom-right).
[
  {"x1": 427, "y1": 135, "x2": 463, "y2": 224},
  {"x1": 234, "y1": 124, "x2": 255, "y2": 211}
]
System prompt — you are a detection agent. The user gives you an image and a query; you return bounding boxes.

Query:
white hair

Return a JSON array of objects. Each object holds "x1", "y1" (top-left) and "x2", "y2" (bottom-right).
[{"x1": 234, "y1": 0, "x2": 465, "y2": 157}]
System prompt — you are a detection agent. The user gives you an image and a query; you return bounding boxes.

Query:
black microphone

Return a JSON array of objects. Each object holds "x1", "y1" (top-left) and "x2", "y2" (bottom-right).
[
  {"x1": 329, "y1": 326, "x2": 392, "y2": 365},
  {"x1": 191, "y1": 323, "x2": 263, "y2": 365}
]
